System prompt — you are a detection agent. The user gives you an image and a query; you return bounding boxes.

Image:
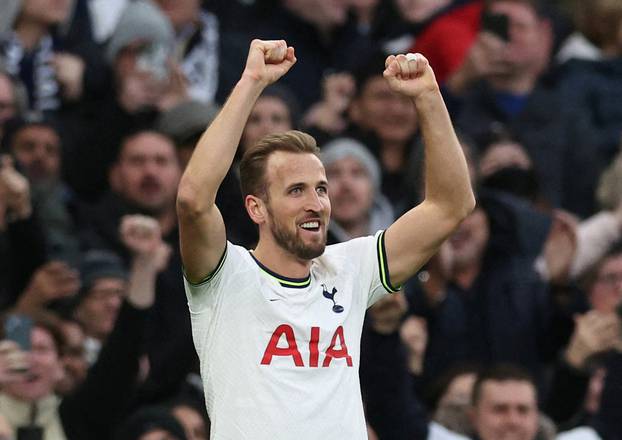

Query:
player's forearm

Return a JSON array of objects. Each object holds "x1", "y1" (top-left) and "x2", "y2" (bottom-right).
[
  {"x1": 415, "y1": 89, "x2": 475, "y2": 219},
  {"x1": 177, "y1": 76, "x2": 265, "y2": 213}
]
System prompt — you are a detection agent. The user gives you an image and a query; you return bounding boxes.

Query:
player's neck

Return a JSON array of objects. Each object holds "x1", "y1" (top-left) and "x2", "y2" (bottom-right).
[{"x1": 253, "y1": 239, "x2": 312, "y2": 279}]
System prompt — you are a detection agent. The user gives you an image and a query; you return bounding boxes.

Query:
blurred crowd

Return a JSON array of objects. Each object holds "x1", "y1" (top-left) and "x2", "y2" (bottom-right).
[{"x1": 0, "y1": 0, "x2": 622, "y2": 439}]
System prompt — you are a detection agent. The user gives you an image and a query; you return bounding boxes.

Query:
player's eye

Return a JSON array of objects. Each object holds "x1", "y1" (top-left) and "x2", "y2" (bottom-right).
[
  {"x1": 316, "y1": 186, "x2": 328, "y2": 195},
  {"x1": 289, "y1": 187, "x2": 302, "y2": 195}
]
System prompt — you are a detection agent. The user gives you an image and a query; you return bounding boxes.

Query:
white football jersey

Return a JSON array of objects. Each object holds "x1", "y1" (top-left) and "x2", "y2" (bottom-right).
[{"x1": 183, "y1": 230, "x2": 399, "y2": 440}]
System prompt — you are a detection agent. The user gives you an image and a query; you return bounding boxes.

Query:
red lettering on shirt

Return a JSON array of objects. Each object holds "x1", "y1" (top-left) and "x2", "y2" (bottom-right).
[
  {"x1": 322, "y1": 326, "x2": 353, "y2": 367},
  {"x1": 260, "y1": 324, "x2": 304, "y2": 367},
  {"x1": 309, "y1": 326, "x2": 320, "y2": 367}
]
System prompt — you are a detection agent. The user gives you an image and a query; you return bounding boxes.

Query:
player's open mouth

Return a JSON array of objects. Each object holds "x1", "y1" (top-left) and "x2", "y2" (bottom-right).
[{"x1": 299, "y1": 221, "x2": 320, "y2": 232}]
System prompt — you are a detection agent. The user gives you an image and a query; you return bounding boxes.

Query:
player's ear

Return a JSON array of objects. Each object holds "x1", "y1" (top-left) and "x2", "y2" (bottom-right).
[{"x1": 246, "y1": 194, "x2": 267, "y2": 225}]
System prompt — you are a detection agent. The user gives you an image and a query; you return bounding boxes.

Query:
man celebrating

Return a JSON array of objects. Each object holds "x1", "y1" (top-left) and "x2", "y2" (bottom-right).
[{"x1": 176, "y1": 39, "x2": 474, "y2": 439}]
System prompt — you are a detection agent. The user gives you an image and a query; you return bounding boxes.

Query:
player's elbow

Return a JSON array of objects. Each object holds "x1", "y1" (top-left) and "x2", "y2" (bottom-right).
[
  {"x1": 176, "y1": 181, "x2": 208, "y2": 219},
  {"x1": 460, "y1": 192, "x2": 477, "y2": 220}
]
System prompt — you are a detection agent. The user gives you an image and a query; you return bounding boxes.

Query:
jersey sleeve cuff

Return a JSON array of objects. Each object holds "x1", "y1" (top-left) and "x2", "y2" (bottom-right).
[
  {"x1": 376, "y1": 230, "x2": 401, "y2": 293},
  {"x1": 182, "y1": 244, "x2": 228, "y2": 287}
]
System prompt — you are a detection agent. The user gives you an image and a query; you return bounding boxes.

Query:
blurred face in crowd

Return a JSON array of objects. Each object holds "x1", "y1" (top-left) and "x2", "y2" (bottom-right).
[
  {"x1": 19, "y1": 0, "x2": 72, "y2": 26},
  {"x1": 140, "y1": 430, "x2": 182, "y2": 440},
  {"x1": 4, "y1": 327, "x2": 63, "y2": 402},
  {"x1": 350, "y1": 76, "x2": 417, "y2": 146},
  {"x1": 172, "y1": 405, "x2": 209, "y2": 440},
  {"x1": 241, "y1": 96, "x2": 293, "y2": 153},
  {"x1": 155, "y1": 0, "x2": 201, "y2": 30},
  {"x1": 488, "y1": 1, "x2": 552, "y2": 77},
  {"x1": 395, "y1": 0, "x2": 451, "y2": 23},
  {"x1": 448, "y1": 207, "x2": 489, "y2": 270},
  {"x1": 285, "y1": 0, "x2": 350, "y2": 28},
  {"x1": 434, "y1": 372, "x2": 477, "y2": 434},
  {"x1": 589, "y1": 253, "x2": 622, "y2": 313},
  {"x1": 471, "y1": 379, "x2": 539, "y2": 440},
  {"x1": 0, "y1": 74, "x2": 16, "y2": 130},
  {"x1": 55, "y1": 321, "x2": 88, "y2": 396},
  {"x1": 325, "y1": 156, "x2": 374, "y2": 229},
  {"x1": 257, "y1": 151, "x2": 330, "y2": 260},
  {"x1": 111, "y1": 132, "x2": 181, "y2": 214},
  {"x1": 75, "y1": 278, "x2": 127, "y2": 341},
  {"x1": 10, "y1": 124, "x2": 61, "y2": 183}
]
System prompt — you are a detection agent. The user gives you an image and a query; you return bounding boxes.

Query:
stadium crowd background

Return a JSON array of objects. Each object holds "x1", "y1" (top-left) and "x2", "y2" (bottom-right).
[{"x1": 1, "y1": 0, "x2": 622, "y2": 438}]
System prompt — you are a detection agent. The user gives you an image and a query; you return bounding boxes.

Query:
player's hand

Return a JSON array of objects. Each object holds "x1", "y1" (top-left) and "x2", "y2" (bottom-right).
[
  {"x1": 383, "y1": 53, "x2": 438, "y2": 100},
  {"x1": 120, "y1": 215, "x2": 171, "y2": 271},
  {"x1": 242, "y1": 39, "x2": 296, "y2": 86}
]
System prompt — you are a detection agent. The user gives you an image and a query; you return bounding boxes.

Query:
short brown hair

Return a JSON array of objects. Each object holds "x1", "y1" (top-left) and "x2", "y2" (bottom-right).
[
  {"x1": 239, "y1": 130, "x2": 320, "y2": 198},
  {"x1": 472, "y1": 364, "x2": 536, "y2": 405}
]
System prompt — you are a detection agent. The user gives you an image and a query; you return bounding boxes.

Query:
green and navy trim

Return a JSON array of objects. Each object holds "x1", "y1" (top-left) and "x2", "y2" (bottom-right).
[
  {"x1": 377, "y1": 230, "x2": 401, "y2": 293},
  {"x1": 250, "y1": 253, "x2": 311, "y2": 289},
  {"x1": 183, "y1": 245, "x2": 228, "y2": 286}
]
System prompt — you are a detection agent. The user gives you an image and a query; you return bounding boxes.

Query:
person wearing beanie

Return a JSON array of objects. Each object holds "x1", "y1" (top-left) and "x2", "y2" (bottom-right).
[
  {"x1": 157, "y1": 100, "x2": 220, "y2": 170},
  {"x1": 73, "y1": 249, "x2": 129, "y2": 365},
  {"x1": 64, "y1": 0, "x2": 187, "y2": 201},
  {"x1": 321, "y1": 137, "x2": 395, "y2": 243}
]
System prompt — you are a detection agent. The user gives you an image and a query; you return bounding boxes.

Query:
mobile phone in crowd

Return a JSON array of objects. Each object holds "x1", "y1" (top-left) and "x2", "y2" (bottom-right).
[
  {"x1": 4, "y1": 314, "x2": 33, "y2": 351},
  {"x1": 481, "y1": 11, "x2": 510, "y2": 41},
  {"x1": 17, "y1": 427, "x2": 44, "y2": 440}
]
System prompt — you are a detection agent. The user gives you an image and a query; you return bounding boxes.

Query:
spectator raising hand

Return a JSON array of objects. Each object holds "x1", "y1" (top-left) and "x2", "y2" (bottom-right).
[
  {"x1": 304, "y1": 72, "x2": 356, "y2": 134},
  {"x1": 0, "y1": 339, "x2": 29, "y2": 386},
  {"x1": 52, "y1": 53, "x2": 86, "y2": 101},
  {"x1": 120, "y1": 214, "x2": 171, "y2": 309},
  {"x1": 16, "y1": 261, "x2": 81, "y2": 313},
  {"x1": 0, "y1": 155, "x2": 31, "y2": 228},
  {"x1": 565, "y1": 311, "x2": 622, "y2": 370}
]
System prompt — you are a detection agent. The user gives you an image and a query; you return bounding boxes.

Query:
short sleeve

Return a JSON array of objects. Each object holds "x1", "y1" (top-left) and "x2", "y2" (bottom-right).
[
  {"x1": 182, "y1": 241, "x2": 244, "y2": 313},
  {"x1": 331, "y1": 230, "x2": 401, "y2": 308}
]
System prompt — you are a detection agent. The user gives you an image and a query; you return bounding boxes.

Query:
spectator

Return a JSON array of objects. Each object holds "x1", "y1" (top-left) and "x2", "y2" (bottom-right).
[
  {"x1": 407, "y1": 192, "x2": 552, "y2": 383},
  {"x1": 66, "y1": 0, "x2": 184, "y2": 200},
  {"x1": 447, "y1": 0, "x2": 598, "y2": 216},
  {"x1": 55, "y1": 318, "x2": 87, "y2": 397},
  {"x1": 0, "y1": 0, "x2": 90, "y2": 111},
  {"x1": 72, "y1": 249, "x2": 128, "y2": 364},
  {"x1": 0, "y1": 71, "x2": 27, "y2": 142},
  {"x1": 153, "y1": 0, "x2": 221, "y2": 105},
  {"x1": 117, "y1": 406, "x2": 188, "y2": 440},
  {"x1": 345, "y1": 53, "x2": 420, "y2": 212},
  {"x1": 470, "y1": 364, "x2": 540, "y2": 440},
  {"x1": 321, "y1": 137, "x2": 394, "y2": 242},
  {"x1": 251, "y1": 0, "x2": 362, "y2": 110},
  {"x1": 556, "y1": 0, "x2": 622, "y2": 63},
  {"x1": 3, "y1": 113, "x2": 81, "y2": 263},
  {"x1": 76, "y1": 130, "x2": 197, "y2": 405},
  {"x1": 0, "y1": 154, "x2": 48, "y2": 310}
]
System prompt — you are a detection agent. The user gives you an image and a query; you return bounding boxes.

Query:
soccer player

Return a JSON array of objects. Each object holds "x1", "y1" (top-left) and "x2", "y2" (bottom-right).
[{"x1": 176, "y1": 39, "x2": 475, "y2": 439}]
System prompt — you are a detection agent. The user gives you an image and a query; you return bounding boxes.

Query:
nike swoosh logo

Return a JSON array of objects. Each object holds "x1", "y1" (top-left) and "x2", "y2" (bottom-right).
[{"x1": 268, "y1": 299, "x2": 281, "y2": 302}]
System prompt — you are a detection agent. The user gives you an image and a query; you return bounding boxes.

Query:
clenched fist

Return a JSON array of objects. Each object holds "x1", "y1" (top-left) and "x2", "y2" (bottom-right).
[
  {"x1": 120, "y1": 215, "x2": 171, "y2": 271},
  {"x1": 383, "y1": 53, "x2": 438, "y2": 100},
  {"x1": 242, "y1": 39, "x2": 297, "y2": 87}
]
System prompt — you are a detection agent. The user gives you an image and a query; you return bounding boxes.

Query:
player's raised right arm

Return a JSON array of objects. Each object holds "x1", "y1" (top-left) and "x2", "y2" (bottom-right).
[{"x1": 176, "y1": 40, "x2": 296, "y2": 283}]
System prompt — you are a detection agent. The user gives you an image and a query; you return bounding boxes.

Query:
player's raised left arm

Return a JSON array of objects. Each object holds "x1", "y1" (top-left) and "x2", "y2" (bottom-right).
[{"x1": 383, "y1": 54, "x2": 475, "y2": 287}]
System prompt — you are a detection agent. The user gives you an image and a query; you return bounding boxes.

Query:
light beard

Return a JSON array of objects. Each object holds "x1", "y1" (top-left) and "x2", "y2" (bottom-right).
[{"x1": 267, "y1": 207, "x2": 327, "y2": 260}]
